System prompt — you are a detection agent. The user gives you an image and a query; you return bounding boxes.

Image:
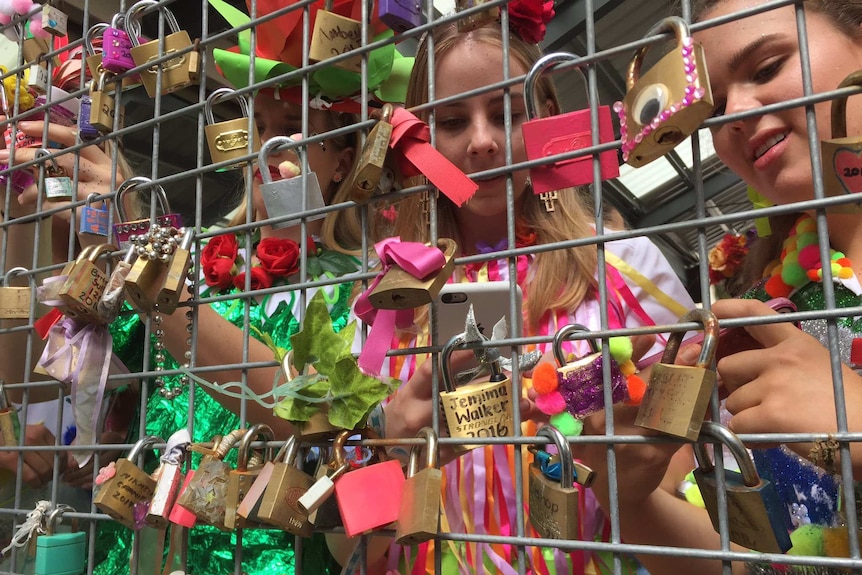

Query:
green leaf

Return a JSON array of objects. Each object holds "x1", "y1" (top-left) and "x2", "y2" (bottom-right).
[
  {"x1": 318, "y1": 250, "x2": 360, "y2": 276},
  {"x1": 249, "y1": 325, "x2": 287, "y2": 363},
  {"x1": 326, "y1": 357, "x2": 399, "y2": 429},
  {"x1": 306, "y1": 255, "x2": 324, "y2": 278},
  {"x1": 290, "y1": 290, "x2": 351, "y2": 374},
  {"x1": 273, "y1": 373, "x2": 331, "y2": 422}
]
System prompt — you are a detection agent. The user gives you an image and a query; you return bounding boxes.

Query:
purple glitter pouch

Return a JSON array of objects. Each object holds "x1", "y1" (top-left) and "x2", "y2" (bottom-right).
[{"x1": 0, "y1": 162, "x2": 36, "y2": 194}]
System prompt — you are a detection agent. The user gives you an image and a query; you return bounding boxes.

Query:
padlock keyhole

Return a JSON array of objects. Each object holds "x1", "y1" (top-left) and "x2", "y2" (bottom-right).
[{"x1": 656, "y1": 127, "x2": 684, "y2": 146}]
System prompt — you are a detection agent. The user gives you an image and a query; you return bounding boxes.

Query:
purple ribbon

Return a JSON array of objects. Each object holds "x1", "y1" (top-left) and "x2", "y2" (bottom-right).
[{"x1": 475, "y1": 238, "x2": 508, "y2": 255}]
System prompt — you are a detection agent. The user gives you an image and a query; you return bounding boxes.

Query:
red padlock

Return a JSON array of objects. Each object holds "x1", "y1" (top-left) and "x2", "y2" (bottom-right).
[{"x1": 521, "y1": 52, "x2": 619, "y2": 194}]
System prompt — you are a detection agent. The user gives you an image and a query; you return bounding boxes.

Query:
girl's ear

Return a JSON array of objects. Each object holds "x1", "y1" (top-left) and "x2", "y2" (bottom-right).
[
  {"x1": 544, "y1": 98, "x2": 558, "y2": 117},
  {"x1": 334, "y1": 145, "x2": 356, "y2": 184}
]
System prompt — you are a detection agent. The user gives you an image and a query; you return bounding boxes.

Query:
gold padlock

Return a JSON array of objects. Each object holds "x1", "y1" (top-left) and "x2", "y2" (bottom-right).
[
  {"x1": 255, "y1": 435, "x2": 315, "y2": 536},
  {"x1": 635, "y1": 308, "x2": 719, "y2": 441},
  {"x1": 93, "y1": 435, "x2": 163, "y2": 529},
  {"x1": 395, "y1": 427, "x2": 442, "y2": 545},
  {"x1": 309, "y1": 1, "x2": 364, "y2": 72},
  {"x1": 821, "y1": 70, "x2": 862, "y2": 213},
  {"x1": 615, "y1": 16, "x2": 713, "y2": 168},
  {"x1": 368, "y1": 238, "x2": 458, "y2": 309},
  {"x1": 204, "y1": 88, "x2": 261, "y2": 169},
  {"x1": 157, "y1": 227, "x2": 194, "y2": 315},
  {"x1": 188, "y1": 39, "x2": 202, "y2": 85},
  {"x1": 89, "y1": 71, "x2": 124, "y2": 133},
  {"x1": 0, "y1": 267, "x2": 33, "y2": 319},
  {"x1": 126, "y1": 1, "x2": 195, "y2": 97},
  {"x1": 124, "y1": 224, "x2": 184, "y2": 313},
  {"x1": 527, "y1": 426, "x2": 581, "y2": 540},
  {"x1": 225, "y1": 424, "x2": 274, "y2": 530},
  {"x1": 57, "y1": 244, "x2": 117, "y2": 324},
  {"x1": 351, "y1": 104, "x2": 394, "y2": 202}
]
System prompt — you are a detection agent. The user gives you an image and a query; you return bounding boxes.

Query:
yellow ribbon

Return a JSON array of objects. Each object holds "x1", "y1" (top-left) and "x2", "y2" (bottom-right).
[{"x1": 605, "y1": 252, "x2": 688, "y2": 319}]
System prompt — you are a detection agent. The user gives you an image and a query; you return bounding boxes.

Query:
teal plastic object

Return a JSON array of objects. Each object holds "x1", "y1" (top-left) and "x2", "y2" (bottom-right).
[{"x1": 35, "y1": 532, "x2": 86, "y2": 575}]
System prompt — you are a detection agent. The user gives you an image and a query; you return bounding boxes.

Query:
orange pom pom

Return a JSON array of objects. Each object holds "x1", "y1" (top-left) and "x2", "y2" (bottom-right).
[
  {"x1": 764, "y1": 274, "x2": 792, "y2": 298},
  {"x1": 531, "y1": 362, "x2": 558, "y2": 395},
  {"x1": 625, "y1": 374, "x2": 646, "y2": 406}
]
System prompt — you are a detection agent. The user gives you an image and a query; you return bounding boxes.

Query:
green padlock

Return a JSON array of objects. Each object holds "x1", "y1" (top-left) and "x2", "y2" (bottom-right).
[{"x1": 35, "y1": 505, "x2": 86, "y2": 575}]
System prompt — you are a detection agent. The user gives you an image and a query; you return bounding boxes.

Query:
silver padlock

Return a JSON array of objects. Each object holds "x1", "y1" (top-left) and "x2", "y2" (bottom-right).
[
  {"x1": 257, "y1": 136, "x2": 326, "y2": 230},
  {"x1": 35, "y1": 148, "x2": 73, "y2": 201}
]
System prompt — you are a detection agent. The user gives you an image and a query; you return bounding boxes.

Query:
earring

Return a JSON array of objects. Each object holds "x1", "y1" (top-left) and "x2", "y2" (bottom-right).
[
  {"x1": 333, "y1": 173, "x2": 343, "y2": 183},
  {"x1": 311, "y1": 132, "x2": 327, "y2": 152}
]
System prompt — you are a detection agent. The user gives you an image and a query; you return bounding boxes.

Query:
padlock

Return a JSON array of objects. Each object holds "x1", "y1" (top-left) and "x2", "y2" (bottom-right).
[
  {"x1": 440, "y1": 333, "x2": 514, "y2": 453},
  {"x1": 298, "y1": 432, "x2": 352, "y2": 522},
  {"x1": 635, "y1": 308, "x2": 719, "y2": 441},
  {"x1": 57, "y1": 243, "x2": 116, "y2": 324},
  {"x1": 174, "y1": 429, "x2": 246, "y2": 530},
  {"x1": 0, "y1": 381, "x2": 20, "y2": 447},
  {"x1": 309, "y1": 1, "x2": 364, "y2": 72},
  {"x1": 112, "y1": 176, "x2": 183, "y2": 250},
  {"x1": 225, "y1": 424, "x2": 274, "y2": 530},
  {"x1": 78, "y1": 95, "x2": 100, "y2": 141},
  {"x1": 27, "y1": 63, "x2": 49, "y2": 95},
  {"x1": 368, "y1": 238, "x2": 457, "y2": 309},
  {"x1": 0, "y1": 266, "x2": 33, "y2": 319},
  {"x1": 528, "y1": 425, "x2": 580, "y2": 540},
  {"x1": 522, "y1": 52, "x2": 619, "y2": 194},
  {"x1": 123, "y1": 224, "x2": 178, "y2": 313},
  {"x1": 35, "y1": 505, "x2": 85, "y2": 575},
  {"x1": 101, "y1": 13, "x2": 136, "y2": 74},
  {"x1": 93, "y1": 435, "x2": 162, "y2": 529},
  {"x1": 156, "y1": 227, "x2": 193, "y2": 315},
  {"x1": 454, "y1": 0, "x2": 498, "y2": 33},
  {"x1": 96, "y1": 246, "x2": 136, "y2": 324},
  {"x1": 34, "y1": 149, "x2": 73, "y2": 202},
  {"x1": 820, "y1": 70, "x2": 862, "y2": 213},
  {"x1": 84, "y1": 23, "x2": 140, "y2": 94},
  {"x1": 22, "y1": 36, "x2": 51, "y2": 66},
  {"x1": 693, "y1": 421, "x2": 793, "y2": 553},
  {"x1": 80, "y1": 193, "x2": 110, "y2": 236},
  {"x1": 253, "y1": 436, "x2": 315, "y2": 536},
  {"x1": 146, "y1": 429, "x2": 191, "y2": 529},
  {"x1": 614, "y1": 16, "x2": 713, "y2": 168},
  {"x1": 552, "y1": 323, "x2": 629, "y2": 420},
  {"x1": 88, "y1": 71, "x2": 124, "y2": 134},
  {"x1": 395, "y1": 427, "x2": 442, "y2": 545},
  {"x1": 41, "y1": 4, "x2": 68, "y2": 37},
  {"x1": 258, "y1": 136, "x2": 326, "y2": 229},
  {"x1": 351, "y1": 104, "x2": 394, "y2": 202},
  {"x1": 127, "y1": 1, "x2": 195, "y2": 97},
  {"x1": 204, "y1": 88, "x2": 260, "y2": 169},
  {"x1": 188, "y1": 40, "x2": 202, "y2": 85},
  {"x1": 379, "y1": 0, "x2": 423, "y2": 33}
]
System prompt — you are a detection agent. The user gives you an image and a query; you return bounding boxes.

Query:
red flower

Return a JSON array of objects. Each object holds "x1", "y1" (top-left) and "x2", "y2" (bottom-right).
[
  {"x1": 204, "y1": 258, "x2": 236, "y2": 290},
  {"x1": 201, "y1": 234, "x2": 239, "y2": 289},
  {"x1": 201, "y1": 233, "x2": 238, "y2": 262},
  {"x1": 256, "y1": 237, "x2": 301, "y2": 277},
  {"x1": 233, "y1": 266, "x2": 274, "y2": 291},
  {"x1": 508, "y1": 0, "x2": 555, "y2": 44}
]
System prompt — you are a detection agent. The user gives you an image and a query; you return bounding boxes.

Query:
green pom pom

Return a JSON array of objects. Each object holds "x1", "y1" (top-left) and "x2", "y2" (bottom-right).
[
  {"x1": 795, "y1": 231, "x2": 819, "y2": 249},
  {"x1": 782, "y1": 262, "x2": 808, "y2": 287},
  {"x1": 550, "y1": 412, "x2": 582, "y2": 436},
  {"x1": 788, "y1": 524, "x2": 824, "y2": 556},
  {"x1": 608, "y1": 336, "x2": 633, "y2": 363},
  {"x1": 832, "y1": 251, "x2": 845, "y2": 260}
]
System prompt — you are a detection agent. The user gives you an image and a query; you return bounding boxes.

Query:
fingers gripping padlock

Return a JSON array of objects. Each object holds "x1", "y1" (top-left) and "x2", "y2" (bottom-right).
[
  {"x1": 225, "y1": 424, "x2": 275, "y2": 530},
  {"x1": 395, "y1": 427, "x2": 442, "y2": 545},
  {"x1": 821, "y1": 70, "x2": 862, "y2": 213},
  {"x1": 112, "y1": 176, "x2": 183, "y2": 250},
  {"x1": 205, "y1": 88, "x2": 260, "y2": 169},
  {"x1": 614, "y1": 17, "x2": 713, "y2": 168},
  {"x1": 35, "y1": 505, "x2": 86, "y2": 575},
  {"x1": 528, "y1": 425, "x2": 581, "y2": 540},
  {"x1": 693, "y1": 421, "x2": 793, "y2": 553},
  {"x1": 126, "y1": 0, "x2": 196, "y2": 97},
  {"x1": 258, "y1": 136, "x2": 326, "y2": 229},
  {"x1": 635, "y1": 308, "x2": 719, "y2": 441},
  {"x1": 522, "y1": 52, "x2": 619, "y2": 194},
  {"x1": 0, "y1": 266, "x2": 34, "y2": 319},
  {"x1": 93, "y1": 435, "x2": 163, "y2": 529}
]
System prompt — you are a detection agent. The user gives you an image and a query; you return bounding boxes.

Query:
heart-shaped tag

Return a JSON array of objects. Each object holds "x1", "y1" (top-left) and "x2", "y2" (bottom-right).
[{"x1": 832, "y1": 146, "x2": 862, "y2": 196}]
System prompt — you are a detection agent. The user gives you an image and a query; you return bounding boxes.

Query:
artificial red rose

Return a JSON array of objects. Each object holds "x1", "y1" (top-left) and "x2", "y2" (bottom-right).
[
  {"x1": 204, "y1": 258, "x2": 236, "y2": 290},
  {"x1": 256, "y1": 237, "x2": 300, "y2": 277},
  {"x1": 233, "y1": 266, "x2": 274, "y2": 291},
  {"x1": 508, "y1": 0, "x2": 554, "y2": 44},
  {"x1": 201, "y1": 233, "x2": 238, "y2": 264}
]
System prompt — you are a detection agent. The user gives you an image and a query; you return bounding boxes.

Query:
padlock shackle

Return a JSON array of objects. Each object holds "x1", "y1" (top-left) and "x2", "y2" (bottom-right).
[
  {"x1": 3, "y1": 266, "x2": 32, "y2": 288},
  {"x1": 237, "y1": 423, "x2": 275, "y2": 471},
  {"x1": 85, "y1": 243, "x2": 118, "y2": 264},
  {"x1": 831, "y1": 70, "x2": 862, "y2": 139},
  {"x1": 205, "y1": 87, "x2": 251, "y2": 126},
  {"x1": 274, "y1": 435, "x2": 300, "y2": 466},
  {"x1": 46, "y1": 504, "x2": 77, "y2": 535},
  {"x1": 406, "y1": 427, "x2": 438, "y2": 477},
  {"x1": 258, "y1": 136, "x2": 303, "y2": 185},
  {"x1": 213, "y1": 428, "x2": 247, "y2": 461},
  {"x1": 85, "y1": 192, "x2": 106, "y2": 210},
  {"x1": 332, "y1": 430, "x2": 353, "y2": 470},
  {"x1": 524, "y1": 52, "x2": 590, "y2": 121},
  {"x1": 536, "y1": 425, "x2": 575, "y2": 490},
  {"x1": 114, "y1": 176, "x2": 172, "y2": 223},
  {"x1": 553, "y1": 323, "x2": 598, "y2": 367},
  {"x1": 659, "y1": 308, "x2": 719, "y2": 369},
  {"x1": 125, "y1": 0, "x2": 182, "y2": 47},
  {"x1": 127, "y1": 435, "x2": 164, "y2": 462},
  {"x1": 34, "y1": 148, "x2": 61, "y2": 174},
  {"x1": 177, "y1": 227, "x2": 194, "y2": 251},
  {"x1": 110, "y1": 11, "x2": 129, "y2": 30},
  {"x1": 84, "y1": 23, "x2": 107, "y2": 56},
  {"x1": 95, "y1": 69, "x2": 115, "y2": 93},
  {"x1": 626, "y1": 16, "x2": 691, "y2": 91},
  {"x1": 693, "y1": 421, "x2": 760, "y2": 488},
  {"x1": 441, "y1": 333, "x2": 467, "y2": 393}
]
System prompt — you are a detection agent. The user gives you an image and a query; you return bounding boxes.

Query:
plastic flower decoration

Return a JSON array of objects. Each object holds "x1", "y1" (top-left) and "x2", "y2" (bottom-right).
[
  {"x1": 507, "y1": 0, "x2": 555, "y2": 44},
  {"x1": 708, "y1": 232, "x2": 752, "y2": 285}
]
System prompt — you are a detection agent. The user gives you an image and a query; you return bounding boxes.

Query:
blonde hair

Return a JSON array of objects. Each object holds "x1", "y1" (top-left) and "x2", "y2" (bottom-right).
[{"x1": 395, "y1": 22, "x2": 599, "y2": 329}]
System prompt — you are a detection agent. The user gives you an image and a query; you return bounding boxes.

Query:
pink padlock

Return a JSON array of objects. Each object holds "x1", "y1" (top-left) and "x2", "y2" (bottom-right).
[
  {"x1": 102, "y1": 13, "x2": 136, "y2": 74},
  {"x1": 521, "y1": 52, "x2": 619, "y2": 195}
]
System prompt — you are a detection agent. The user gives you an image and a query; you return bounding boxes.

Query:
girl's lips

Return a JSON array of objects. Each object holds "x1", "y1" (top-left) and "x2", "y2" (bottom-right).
[
  {"x1": 253, "y1": 165, "x2": 282, "y2": 182},
  {"x1": 752, "y1": 133, "x2": 789, "y2": 172}
]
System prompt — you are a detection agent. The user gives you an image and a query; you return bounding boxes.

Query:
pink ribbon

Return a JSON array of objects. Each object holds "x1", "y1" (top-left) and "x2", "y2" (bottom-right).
[
  {"x1": 390, "y1": 107, "x2": 478, "y2": 207},
  {"x1": 355, "y1": 237, "x2": 448, "y2": 375}
]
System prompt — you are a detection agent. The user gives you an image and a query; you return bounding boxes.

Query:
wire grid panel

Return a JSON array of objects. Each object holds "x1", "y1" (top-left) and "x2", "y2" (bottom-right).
[{"x1": 0, "y1": 0, "x2": 857, "y2": 574}]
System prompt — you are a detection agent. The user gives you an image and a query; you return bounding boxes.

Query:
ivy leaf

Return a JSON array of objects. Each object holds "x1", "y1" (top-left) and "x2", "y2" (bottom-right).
[
  {"x1": 249, "y1": 325, "x2": 288, "y2": 363},
  {"x1": 306, "y1": 255, "x2": 324, "y2": 278},
  {"x1": 290, "y1": 290, "x2": 351, "y2": 374},
  {"x1": 326, "y1": 356, "x2": 399, "y2": 429},
  {"x1": 318, "y1": 250, "x2": 360, "y2": 276},
  {"x1": 273, "y1": 373, "x2": 330, "y2": 422}
]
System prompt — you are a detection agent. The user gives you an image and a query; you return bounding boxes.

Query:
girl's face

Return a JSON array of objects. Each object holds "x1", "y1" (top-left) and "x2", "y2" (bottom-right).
[
  {"x1": 697, "y1": 1, "x2": 862, "y2": 206},
  {"x1": 433, "y1": 38, "x2": 532, "y2": 218},
  {"x1": 251, "y1": 92, "x2": 354, "y2": 223}
]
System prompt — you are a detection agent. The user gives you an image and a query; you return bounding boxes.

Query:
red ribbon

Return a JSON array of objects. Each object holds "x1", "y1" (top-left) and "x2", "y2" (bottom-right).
[
  {"x1": 389, "y1": 107, "x2": 478, "y2": 207},
  {"x1": 34, "y1": 308, "x2": 63, "y2": 339}
]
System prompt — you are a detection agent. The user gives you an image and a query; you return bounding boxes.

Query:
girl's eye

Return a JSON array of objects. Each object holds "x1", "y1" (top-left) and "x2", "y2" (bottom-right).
[
  {"x1": 437, "y1": 117, "x2": 464, "y2": 130},
  {"x1": 753, "y1": 58, "x2": 784, "y2": 83}
]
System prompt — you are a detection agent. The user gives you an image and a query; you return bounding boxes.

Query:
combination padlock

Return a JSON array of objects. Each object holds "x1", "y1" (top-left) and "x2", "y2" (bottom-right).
[
  {"x1": 92, "y1": 435, "x2": 163, "y2": 529},
  {"x1": 367, "y1": 238, "x2": 457, "y2": 310},
  {"x1": 57, "y1": 243, "x2": 116, "y2": 324},
  {"x1": 635, "y1": 308, "x2": 719, "y2": 441},
  {"x1": 112, "y1": 176, "x2": 183, "y2": 250},
  {"x1": 821, "y1": 70, "x2": 862, "y2": 213},
  {"x1": 258, "y1": 136, "x2": 326, "y2": 229},
  {"x1": 252, "y1": 436, "x2": 315, "y2": 536},
  {"x1": 522, "y1": 52, "x2": 619, "y2": 195},
  {"x1": 528, "y1": 425, "x2": 581, "y2": 540},
  {"x1": 379, "y1": 0, "x2": 423, "y2": 33},
  {"x1": 0, "y1": 266, "x2": 34, "y2": 319},
  {"x1": 615, "y1": 17, "x2": 713, "y2": 168},
  {"x1": 225, "y1": 424, "x2": 274, "y2": 530},
  {"x1": 127, "y1": 0, "x2": 195, "y2": 97},
  {"x1": 693, "y1": 421, "x2": 793, "y2": 554},
  {"x1": 35, "y1": 149, "x2": 73, "y2": 202},
  {"x1": 204, "y1": 87, "x2": 260, "y2": 169},
  {"x1": 395, "y1": 427, "x2": 442, "y2": 545},
  {"x1": 350, "y1": 104, "x2": 394, "y2": 202},
  {"x1": 35, "y1": 505, "x2": 85, "y2": 575},
  {"x1": 84, "y1": 23, "x2": 139, "y2": 94},
  {"x1": 101, "y1": 13, "x2": 136, "y2": 74},
  {"x1": 80, "y1": 193, "x2": 110, "y2": 237}
]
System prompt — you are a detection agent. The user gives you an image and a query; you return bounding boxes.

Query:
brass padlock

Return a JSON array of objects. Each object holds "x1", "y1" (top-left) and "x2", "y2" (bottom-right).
[
  {"x1": 454, "y1": 0, "x2": 498, "y2": 33},
  {"x1": 188, "y1": 40, "x2": 202, "y2": 84},
  {"x1": 204, "y1": 88, "x2": 260, "y2": 169},
  {"x1": 440, "y1": 333, "x2": 514, "y2": 454},
  {"x1": 693, "y1": 422, "x2": 793, "y2": 554},
  {"x1": 635, "y1": 308, "x2": 719, "y2": 441},
  {"x1": 225, "y1": 424, "x2": 274, "y2": 530},
  {"x1": 528, "y1": 425, "x2": 581, "y2": 540},
  {"x1": 0, "y1": 381, "x2": 20, "y2": 447},
  {"x1": 821, "y1": 70, "x2": 862, "y2": 213},
  {"x1": 309, "y1": 2, "x2": 364, "y2": 72},
  {"x1": 89, "y1": 71, "x2": 124, "y2": 134},
  {"x1": 351, "y1": 104, "x2": 394, "y2": 202},
  {"x1": 57, "y1": 243, "x2": 117, "y2": 324},
  {"x1": 93, "y1": 435, "x2": 163, "y2": 529},
  {"x1": 124, "y1": 224, "x2": 179, "y2": 313},
  {"x1": 0, "y1": 266, "x2": 33, "y2": 319},
  {"x1": 254, "y1": 435, "x2": 315, "y2": 536},
  {"x1": 615, "y1": 17, "x2": 713, "y2": 168},
  {"x1": 126, "y1": 1, "x2": 195, "y2": 97},
  {"x1": 395, "y1": 427, "x2": 442, "y2": 545},
  {"x1": 157, "y1": 227, "x2": 194, "y2": 315},
  {"x1": 368, "y1": 238, "x2": 458, "y2": 309}
]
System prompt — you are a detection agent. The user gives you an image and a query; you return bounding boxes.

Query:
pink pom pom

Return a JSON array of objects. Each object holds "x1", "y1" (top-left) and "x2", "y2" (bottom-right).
[
  {"x1": 535, "y1": 390, "x2": 566, "y2": 416},
  {"x1": 10, "y1": 0, "x2": 33, "y2": 15},
  {"x1": 797, "y1": 244, "x2": 821, "y2": 270},
  {"x1": 0, "y1": 14, "x2": 11, "y2": 25},
  {"x1": 29, "y1": 16, "x2": 50, "y2": 39}
]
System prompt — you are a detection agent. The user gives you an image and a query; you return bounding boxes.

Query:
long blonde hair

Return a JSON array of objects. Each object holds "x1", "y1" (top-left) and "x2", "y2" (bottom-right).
[{"x1": 395, "y1": 22, "x2": 599, "y2": 329}]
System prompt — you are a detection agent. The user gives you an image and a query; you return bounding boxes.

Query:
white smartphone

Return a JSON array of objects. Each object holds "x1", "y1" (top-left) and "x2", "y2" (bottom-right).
[{"x1": 432, "y1": 281, "x2": 524, "y2": 346}]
